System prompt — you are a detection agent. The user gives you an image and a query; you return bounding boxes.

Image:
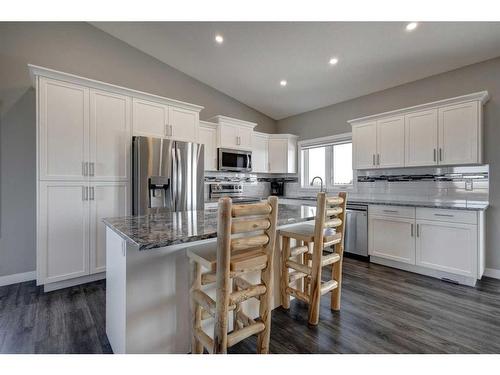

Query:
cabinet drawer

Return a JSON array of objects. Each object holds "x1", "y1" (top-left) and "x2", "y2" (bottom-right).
[
  {"x1": 416, "y1": 208, "x2": 477, "y2": 225},
  {"x1": 369, "y1": 205, "x2": 415, "y2": 219}
]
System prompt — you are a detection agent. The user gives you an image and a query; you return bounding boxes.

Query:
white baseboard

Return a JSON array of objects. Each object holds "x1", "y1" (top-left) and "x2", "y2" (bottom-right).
[
  {"x1": 43, "y1": 272, "x2": 106, "y2": 292},
  {"x1": 0, "y1": 270, "x2": 36, "y2": 287},
  {"x1": 484, "y1": 268, "x2": 500, "y2": 280}
]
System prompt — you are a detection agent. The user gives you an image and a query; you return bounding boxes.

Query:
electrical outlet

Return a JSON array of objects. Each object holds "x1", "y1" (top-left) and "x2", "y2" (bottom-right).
[{"x1": 465, "y1": 179, "x2": 473, "y2": 191}]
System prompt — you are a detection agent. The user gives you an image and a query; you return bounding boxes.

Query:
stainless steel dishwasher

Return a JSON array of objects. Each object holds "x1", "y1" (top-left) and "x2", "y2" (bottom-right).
[{"x1": 344, "y1": 203, "x2": 368, "y2": 257}]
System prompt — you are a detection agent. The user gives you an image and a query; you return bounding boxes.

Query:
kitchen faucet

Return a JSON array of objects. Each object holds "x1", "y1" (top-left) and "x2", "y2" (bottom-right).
[{"x1": 311, "y1": 176, "x2": 324, "y2": 192}]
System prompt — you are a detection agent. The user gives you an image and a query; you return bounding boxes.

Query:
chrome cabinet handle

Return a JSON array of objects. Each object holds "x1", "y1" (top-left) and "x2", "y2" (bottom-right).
[
  {"x1": 383, "y1": 209, "x2": 398, "y2": 213},
  {"x1": 377, "y1": 153, "x2": 380, "y2": 165},
  {"x1": 439, "y1": 148, "x2": 443, "y2": 161},
  {"x1": 411, "y1": 223, "x2": 414, "y2": 237},
  {"x1": 90, "y1": 186, "x2": 95, "y2": 201},
  {"x1": 89, "y1": 162, "x2": 95, "y2": 176},
  {"x1": 433, "y1": 149, "x2": 437, "y2": 162},
  {"x1": 434, "y1": 213, "x2": 454, "y2": 217},
  {"x1": 82, "y1": 186, "x2": 89, "y2": 201},
  {"x1": 416, "y1": 224, "x2": 420, "y2": 237}
]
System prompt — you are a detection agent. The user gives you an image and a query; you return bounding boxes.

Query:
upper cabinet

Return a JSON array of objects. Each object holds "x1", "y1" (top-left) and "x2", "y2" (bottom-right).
[
  {"x1": 209, "y1": 115, "x2": 257, "y2": 151},
  {"x1": 198, "y1": 121, "x2": 218, "y2": 171},
  {"x1": 252, "y1": 132, "x2": 269, "y2": 173},
  {"x1": 438, "y1": 101, "x2": 480, "y2": 165},
  {"x1": 350, "y1": 92, "x2": 489, "y2": 170},
  {"x1": 133, "y1": 98, "x2": 201, "y2": 142},
  {"x1": 39, "y1": 78, "x2": 90, "y2": 181},
  {"x1": 405, "y1": 109, "x2": 438, "y2": 167},
  {"x1": 352, "y1": 116, "x2": 404, "y2": 170},
  {"x1": 268, "y1": 134, "x2": 298, "y2": 173}
]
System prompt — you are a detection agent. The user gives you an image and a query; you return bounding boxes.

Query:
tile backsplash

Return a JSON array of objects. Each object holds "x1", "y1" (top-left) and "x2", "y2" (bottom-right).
[{"x1": 285, "y1": 165, "x2": 489, "y2": 203}]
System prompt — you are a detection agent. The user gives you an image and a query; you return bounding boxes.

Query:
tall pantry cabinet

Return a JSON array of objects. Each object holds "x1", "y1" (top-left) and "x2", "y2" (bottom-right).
[{"x1": 31, "y1": 65, "x2": 203, "y2": 290}]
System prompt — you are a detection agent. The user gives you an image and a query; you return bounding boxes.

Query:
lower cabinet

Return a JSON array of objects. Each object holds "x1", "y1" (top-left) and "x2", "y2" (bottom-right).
[
  {"x1": 368, "y1": 205, "x2": 483, "y2": 285},
  {"x1": 415, "y1": 220, "x2": 477, "y2": 277},
  {"x1": 38, "y1": 181, "x2": 128, "y2": 285},
  {"x1": 369, "y1": 215, "x2": 415, "y2": 264}
]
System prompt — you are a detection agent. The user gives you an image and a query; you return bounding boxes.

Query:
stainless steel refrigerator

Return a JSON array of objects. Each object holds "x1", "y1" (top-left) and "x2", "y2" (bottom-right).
[{"x1": 132, "y1": 136, "x2": 204, "y2": 215}]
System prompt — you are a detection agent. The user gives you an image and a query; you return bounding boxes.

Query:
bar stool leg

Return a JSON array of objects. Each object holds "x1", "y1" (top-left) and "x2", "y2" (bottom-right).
[
  {"x1": 190, "y1": 261, "x2": 203, "y2": 354},
  {"x1": 308, "y1": 242, "x2": 323, "y2": 325},
  {"x1": 280, "y1": 236, "x2": 291, "y2": 309},
  {"x1": 303, "y1": 242, "x2": 312, "y2": 295},
  {"x1": 331, "y1": 245, "x2": 343, "y2": 311}
]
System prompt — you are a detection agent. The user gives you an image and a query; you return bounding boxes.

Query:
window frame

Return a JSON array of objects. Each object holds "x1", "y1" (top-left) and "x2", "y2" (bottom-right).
[{"x1": 298, "y1": 132, "x2": 355, "y2": 191}]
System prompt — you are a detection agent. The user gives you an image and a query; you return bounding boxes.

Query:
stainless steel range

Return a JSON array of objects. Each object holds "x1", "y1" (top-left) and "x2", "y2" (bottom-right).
[{"x1": 209, "y1": 183, "x2": 262, "y2": 204}]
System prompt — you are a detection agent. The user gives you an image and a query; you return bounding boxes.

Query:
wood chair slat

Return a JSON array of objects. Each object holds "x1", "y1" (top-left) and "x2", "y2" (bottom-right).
[
  {"x1": 232, "y1": 202, "x2": 271, "y2": 217},
  {"x1": 229, "y1": 284, "x2": 266, "y2": 305},
  {"x1": 231, "y1": 234, "x2": 269, "y2": 252},
  {"x1": 232, "y1": 218, "x2": 271, "y2": 234},
  {"x1": 286, "y1": 259, "x2": 312, "y2": 275},
  {"x1": 227, "y1": 322, "x2": 266, "y2": 348},
  {"x1": 286, "y1": 286, "x2": 310, "y2": 304}
]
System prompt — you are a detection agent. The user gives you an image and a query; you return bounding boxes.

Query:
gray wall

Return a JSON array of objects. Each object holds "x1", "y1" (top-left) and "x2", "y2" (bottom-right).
[
  {"x1": 0, "y1": 22, "x2": 277, "y2": 277},
  {"x1": 277, "y1": 56, "x2": 500, "y2": 271}
]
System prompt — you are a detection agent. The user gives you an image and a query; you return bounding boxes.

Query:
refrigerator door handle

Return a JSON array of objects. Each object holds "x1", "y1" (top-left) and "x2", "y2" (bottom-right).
[
  {"x1": 171, "y1": 145, "x2": 177, "y2": 211},
  {"x1": 176, "y1": 146, "x2": 182, "y2": 211}
]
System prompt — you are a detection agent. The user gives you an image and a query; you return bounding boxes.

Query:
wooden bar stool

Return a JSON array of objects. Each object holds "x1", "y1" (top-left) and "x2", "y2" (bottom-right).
[
  {"x1": 187, "y1": 196, "x2": 278, "y2": 354},
  {"x1": 279, "y1": 192, "x2": 347, "y2": 325}
]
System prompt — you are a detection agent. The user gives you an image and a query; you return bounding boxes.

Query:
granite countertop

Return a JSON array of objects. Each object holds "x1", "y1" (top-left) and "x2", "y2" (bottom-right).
[
  {"x1": 282, "y1": 196, "x2": 489, "y2": 211},
  {"x1": 103, "y1": 203, "x2": 316, "y2": 250}
]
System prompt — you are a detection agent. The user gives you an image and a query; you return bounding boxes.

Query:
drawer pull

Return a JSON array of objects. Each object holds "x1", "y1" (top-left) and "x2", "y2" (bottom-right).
[
  {"x1": 411, "y1": 223, "x2": 414, "y2": 237},
  {"x1": 383, "y1": 209, "x2": 399, "y2": 213},
  {"x1": 416, "y1": 224, "x2": 420, "y2": 237},
  {"x1": 434, "y1": 213, "x2": 454, "y2": 217}
]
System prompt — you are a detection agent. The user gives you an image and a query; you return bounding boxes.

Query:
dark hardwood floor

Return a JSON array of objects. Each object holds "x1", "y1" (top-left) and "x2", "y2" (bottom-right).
[{"x1": 1, "y1": 257, "x2": 500, "y2": 354}]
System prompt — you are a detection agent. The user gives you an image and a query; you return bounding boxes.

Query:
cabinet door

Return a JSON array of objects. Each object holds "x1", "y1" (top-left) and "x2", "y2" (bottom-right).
[
  {"x1": 89, "y1": 182, "x2": 129, "y2": 274},
  {"x1": 416, "y1": 220, "x2": 477, "y2": 277},
  {"x1": 199, "y1": 126, "x2": 217, "y2": 171},
  {"x1": 169, "y1": 107, "x2": 198, "y2": 142},
  {"x1": 219, "y1": 124, "x2": 239, "y2": 149},
  {"x1": 132, "y1": 98, "x2": 168, "y2": 137},
  {"x1": 287, "y1": 138, "x2": 297, "y2": 173},
  {"x1": 238, "y1": 127, "x2": 253, "y2": 150},
  {"x1": 38, "y1": 182, "x2": 90, "y2": 284},
  {"x1": 369, "y1": 215, "x2": 415, "y2": 264},
  {"x1": 252, "y1": 134, "x2": 269, "y2": 173},
  {"x1": 268, "y1": 139, "x2": 288, "y2": 173},
  {"x1": 352, "y1": 122, "x2": 377, "y2": 169},
  {"x1": 39, "y1": 78, "x2": 89, "y2": 180},
  {"x1": 90, "y1": 89, "x2": 131, "y2": 181},
  {"x1": 376, "y1": 116, "x2": 405, "y2": 168},
  {"x1": 438, "y1": 101, "x2": 479, "y2": 165},
  {"x1": 405, "y1": 109, "x2": 438, "y2": 167}
]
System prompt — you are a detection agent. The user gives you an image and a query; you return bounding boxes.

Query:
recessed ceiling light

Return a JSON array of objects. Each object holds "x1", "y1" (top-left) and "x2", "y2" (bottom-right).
[
  {"x1": 329, "y1": 57, "x2": 339, "y2": 65},
  {"x1": 406, "y1": 22, "x2": 418, "y2": 31},
  {"x1": 215, "y1": 34, "x2": 224, "y2": 44},
  {"x1": 280, "y1": 80, "x2": 287, "y2": 87}
]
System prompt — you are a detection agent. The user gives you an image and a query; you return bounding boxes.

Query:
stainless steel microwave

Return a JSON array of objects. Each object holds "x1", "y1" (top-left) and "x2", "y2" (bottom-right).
[{"x1": 218, "y1": 148, "x2": 252, "y2": 172}]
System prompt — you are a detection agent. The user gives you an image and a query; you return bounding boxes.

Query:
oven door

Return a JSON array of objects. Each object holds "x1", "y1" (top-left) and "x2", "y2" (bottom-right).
[{"x1": 218, "y1": 148, "x2": 252, "y2": 172}]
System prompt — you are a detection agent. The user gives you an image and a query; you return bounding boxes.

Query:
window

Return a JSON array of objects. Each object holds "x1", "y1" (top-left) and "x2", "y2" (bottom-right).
[{"x1": 300, "y1": 134, "x2": 353, "y2": 189}]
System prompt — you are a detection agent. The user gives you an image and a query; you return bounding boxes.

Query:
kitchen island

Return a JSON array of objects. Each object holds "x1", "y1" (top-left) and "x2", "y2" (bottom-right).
[{"x1": 103, "y1": 203, "x2": 316, "y2": 354}]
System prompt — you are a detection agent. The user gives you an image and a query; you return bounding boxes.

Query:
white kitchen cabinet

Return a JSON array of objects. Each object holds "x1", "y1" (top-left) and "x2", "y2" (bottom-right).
[
  {"x1": 368, "y1": 204, "x2": 484, "y2": 286},
  {"x1": 252, "y1": 132, "x2": 269, "y2": 173},
  {"x1": 168, "y1": 106, "x2": 199, "y2": 142},
  {"x1": 90, "y1": 182, "x2": 129, "y2": 274},
  {"x1": 376, "y1": 116, "x2": 405, "y2": 168},
  {"x1": 38, "y1": 77, "x2": 89, "y2": 181},
  {"x1": 133, "y1": 98, "x2": 199, "y2": 142},
  {"x1": 405, "y1": 109, "x2": 438, "y2": 167},
  {"x1": 38, "y1": 182, "x2": 90, "y2": 284},
  {"x1": 352, "y1": 121, "x2": 377, "y2": 169},
  {"x1": 199, "y1": 121, "x2": 218, "y2": 171},
  {"x1": 438, "y1": 101, "x2": 480, "y2": 165},
  {"x1": 268, "y1": 134, "x2": 298, "y2": 173},
  {"x1": 416, "y1": 220, "x2": 477, "y2": 277},
  {"x1": 210, "y1": 115, "x2": 257, "y2": 151},
  {"x1": 31, "y1": 64, "x2": 204, "y2": 289},
  {"x1": 369, "y1": 214, "x2": 415, "y2": 264},
  {"x1": 90, "y1": 89, "x2": 131, "y2": 181},
  {"x1": 132, "y1": 98, "x2": 169, "y2": 138},
  {"x1": 349, "y1": 92, "x2": 488, "y2": 169}
]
